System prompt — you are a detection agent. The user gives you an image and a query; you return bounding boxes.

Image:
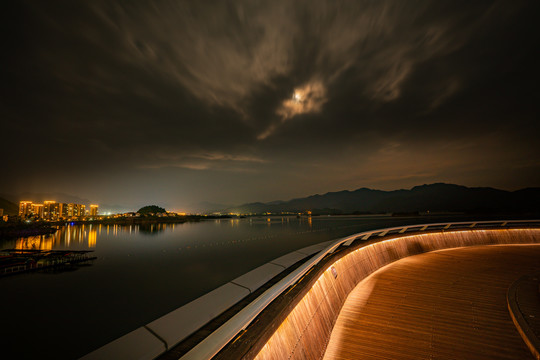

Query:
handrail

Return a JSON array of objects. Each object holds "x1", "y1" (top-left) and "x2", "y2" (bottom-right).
[{"x1": 179, "y1": 219, "x2": 540, "y2": 360}]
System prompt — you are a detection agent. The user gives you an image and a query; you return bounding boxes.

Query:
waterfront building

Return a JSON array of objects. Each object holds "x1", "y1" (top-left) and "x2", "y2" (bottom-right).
[
  {"x1": 31, "y1": 204, "x2": 44, "y2": 219},
  {"x1": 44, "y1": 201, "x2": 60, "y2": 220},
  {"x1": 67, "y1": 203, "x2": 75, "y2": 217},
  {"x1": 65, "y1": 203, "x2": 86, "y2": 218},
  {"x1": 18, "y1": 200, "x2": 96, "y2": 220},
  {"x1": 67, "y1": 203, "x2": 85, "y2": 217},
  {"x1": 90, "y1": 205, "x2": 99, "y2": 216},
  {"x1": 59, "y1": 203, "x2": 68, "y2": 218},
  {"x1": 19, "y1": 201, "x2": 33, "y2": 218}
]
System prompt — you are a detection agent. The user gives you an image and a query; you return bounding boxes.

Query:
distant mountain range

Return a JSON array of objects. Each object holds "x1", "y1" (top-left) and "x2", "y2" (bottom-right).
[
  {"x1": 188, "y1": 201, "x2": 234, "y2": 214},
  {"x1": 1, "y1": 183, "x2": 538, "y2": 216},
  {"x1": 225, "y1": 183, "x2": 540, "y2": 214}
]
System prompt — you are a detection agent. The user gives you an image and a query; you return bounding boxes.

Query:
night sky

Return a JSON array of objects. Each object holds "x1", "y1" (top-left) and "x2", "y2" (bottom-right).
[{"x1": 3, "y1": 1, "x2": 539, "y2": 212}]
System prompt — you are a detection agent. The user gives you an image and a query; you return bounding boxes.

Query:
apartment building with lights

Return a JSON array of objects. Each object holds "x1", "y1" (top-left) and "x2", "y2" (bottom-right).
[{"x1": 19, "y1": 201, "x2": 97, "y2": 220}]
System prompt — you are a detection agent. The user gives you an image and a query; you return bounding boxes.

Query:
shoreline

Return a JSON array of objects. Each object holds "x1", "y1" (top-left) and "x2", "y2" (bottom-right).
[
  {"x1": 0, "y1": 215, "x2": 222, "y2": 240},
  {"x1": 2, "y1": 212, "x2": 537, "y2": 240}
]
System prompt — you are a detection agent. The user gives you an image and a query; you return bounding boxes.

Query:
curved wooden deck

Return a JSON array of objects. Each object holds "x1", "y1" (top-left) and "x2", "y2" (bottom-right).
[{"x1": 324, "y1": 245, "x2": 540, "y2": 360}]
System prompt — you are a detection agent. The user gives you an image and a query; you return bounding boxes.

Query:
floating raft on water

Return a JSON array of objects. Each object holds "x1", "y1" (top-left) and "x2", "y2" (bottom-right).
[{"x1": 0, "y1": 249, "x2": 96, "y2": 276}]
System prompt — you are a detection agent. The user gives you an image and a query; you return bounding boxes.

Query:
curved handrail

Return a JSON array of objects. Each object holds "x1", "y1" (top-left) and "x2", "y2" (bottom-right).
[{"x1": 179, "y1": 219, "x2": 540, "y2": 360}]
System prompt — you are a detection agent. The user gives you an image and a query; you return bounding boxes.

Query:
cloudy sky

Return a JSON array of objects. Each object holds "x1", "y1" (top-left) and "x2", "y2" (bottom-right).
[{"x1": 3, "y1": 0, "x2": 539, "y2": 211}]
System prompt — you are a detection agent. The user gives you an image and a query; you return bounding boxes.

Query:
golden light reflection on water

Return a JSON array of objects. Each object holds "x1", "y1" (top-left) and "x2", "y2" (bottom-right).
[
  {"x1": 10, "y1": 223, "x2": 177, "y2": 250},
  {"x1": 16, "y1": 236, "x2": 53, "y2": 251},
  {"x1": 88, "y1": 228, "x2": 97, "y2": 248}
]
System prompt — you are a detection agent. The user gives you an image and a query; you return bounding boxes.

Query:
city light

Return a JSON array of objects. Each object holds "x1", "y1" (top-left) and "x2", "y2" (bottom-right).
[{"x1": 18, "y1": 200, "x2": 98, "y2": 221}]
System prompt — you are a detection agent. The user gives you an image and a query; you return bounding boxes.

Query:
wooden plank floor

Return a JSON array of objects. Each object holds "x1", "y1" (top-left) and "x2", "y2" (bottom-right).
[{"x1": 324, "y1": 245, "x2": 540, "y2": 360}]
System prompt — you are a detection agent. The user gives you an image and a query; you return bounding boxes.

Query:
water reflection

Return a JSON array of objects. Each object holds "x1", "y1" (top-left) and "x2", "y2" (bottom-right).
[
  {"x1": 12, "y1": 225, "x2": 97, "y2": 250},
  {"x1": 88, "y1": 227, "x2": 97, "y2": 248},
  {"x1": 1, "y1": 223, "x2": 180, "y2": 250},
  {"x1": 1, "y1": 214, "x2": 484, "y2": 360},
  {"x1": 4, "y1": 216, "x2": 345, "y2": 253},
  {"x1": 16, "y1": 235, "x2": 54, "y2": 251},
  {"x1": 139, "y1": 223, "x2": 167, "y2": 235}
]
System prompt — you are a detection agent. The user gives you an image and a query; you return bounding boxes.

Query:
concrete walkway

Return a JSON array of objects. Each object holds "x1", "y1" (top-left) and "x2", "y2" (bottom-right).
[{"x1": 324, "y1": 245, "x2": 540, "y2": 360}]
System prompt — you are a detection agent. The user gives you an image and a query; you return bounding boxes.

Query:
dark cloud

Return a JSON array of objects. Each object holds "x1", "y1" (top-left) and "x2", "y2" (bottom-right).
[{"x1": 2, "y1": 0, "x2": 539, "y2": 209}]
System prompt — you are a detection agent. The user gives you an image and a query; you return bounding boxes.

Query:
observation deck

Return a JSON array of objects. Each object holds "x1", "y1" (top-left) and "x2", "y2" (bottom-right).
[
  {"x1": 82, "y1": 220, "x2": 540, "y2": 360},
  {"x1": 323, "y1": 245, "x2": 540, "y2": 360}
]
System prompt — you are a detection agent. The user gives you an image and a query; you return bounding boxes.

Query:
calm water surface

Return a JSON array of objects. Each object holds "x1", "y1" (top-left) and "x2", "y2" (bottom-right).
[{"x1": 1, "y1": 215, "x2": 485, "y2": 359}]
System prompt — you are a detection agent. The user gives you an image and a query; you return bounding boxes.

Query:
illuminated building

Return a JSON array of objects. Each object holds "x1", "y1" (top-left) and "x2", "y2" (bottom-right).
[
  {"x1": 59, "y1": 203, "x2": 68, "y2": 218},
  {"x1": 67, "y1": 204, "x2": 79, "y2": 217},
  {"x1": 90, "y1": 205, "x2": 99, "y2": 216},
  {"x1": 31, "y1": 204, "x2": 44, "y2": 219},
  {"x1": 67, "y1": 203, "x2": 75, "y2": 217},
  {"x1": 19, "y1": 200, "x2": 95, "y2": 220},
  {"x1": 44, "y1": 201, "x2": 60, "y2": 220},
  {"x1": 19, "y1": 201, "x2": 33, "y2": 218},
  {"x1": 67, "y1": 203, "x2": 85, "y2": 217},
  {"x1": 66, "y1": 203, "x2": 86, "y2": 217}
]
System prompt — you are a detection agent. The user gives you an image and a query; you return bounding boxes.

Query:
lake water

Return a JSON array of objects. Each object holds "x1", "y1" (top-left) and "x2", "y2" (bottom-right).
[{"x1": 0, "y1": 214, "x2": 495, "y2": 359}]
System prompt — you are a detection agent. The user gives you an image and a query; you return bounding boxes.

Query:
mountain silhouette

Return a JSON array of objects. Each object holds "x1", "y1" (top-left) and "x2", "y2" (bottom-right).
[{"x1": 226, "y1": 183, "x2": 540, "y2": 214}]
